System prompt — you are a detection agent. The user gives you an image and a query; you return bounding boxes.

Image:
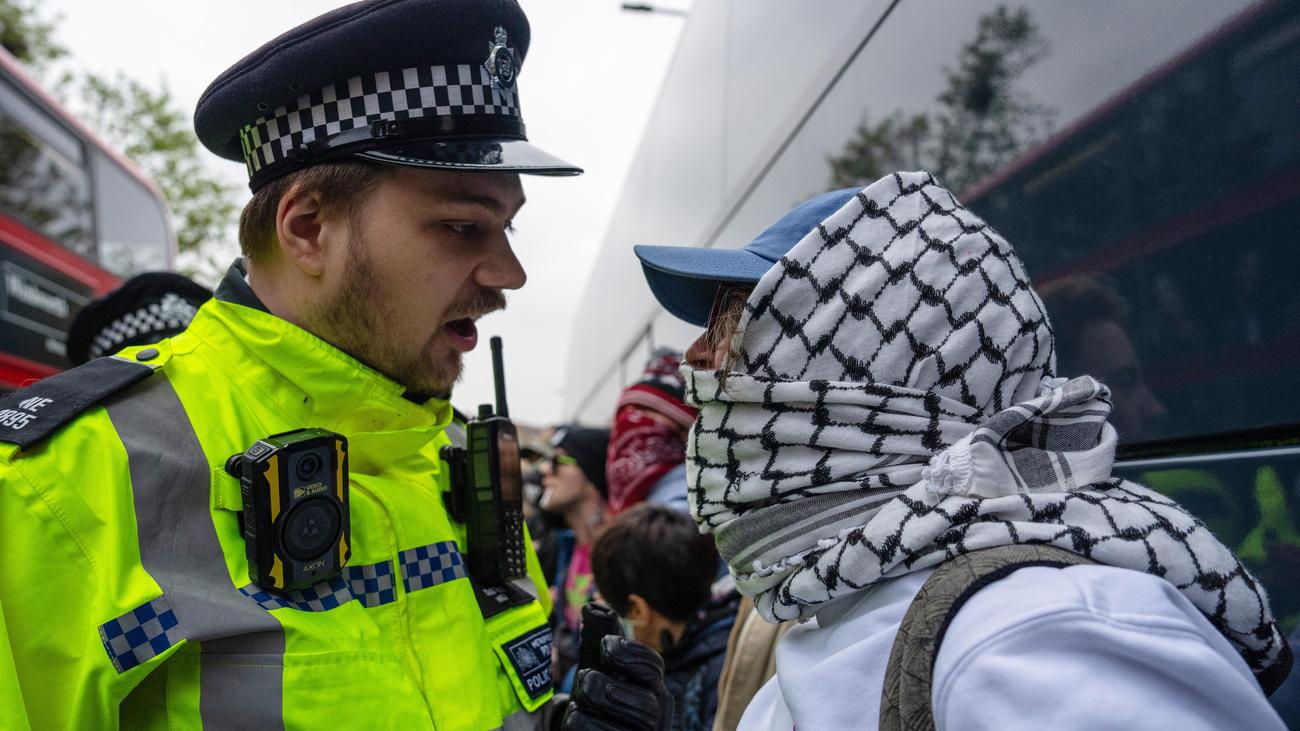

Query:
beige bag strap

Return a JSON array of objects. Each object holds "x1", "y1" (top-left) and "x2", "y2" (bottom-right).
[
  {"x1": 879, "y1": 545, "x2": 1097, "y2": 731},
  {"x1": 712, "y1": 596, "x2": 793, "y2": 731}
]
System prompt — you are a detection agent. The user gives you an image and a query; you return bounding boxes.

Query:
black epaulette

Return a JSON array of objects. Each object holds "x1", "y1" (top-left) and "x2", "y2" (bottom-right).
[{"x1": 0, "y1": 356, "x2": 158, "y2": 449}]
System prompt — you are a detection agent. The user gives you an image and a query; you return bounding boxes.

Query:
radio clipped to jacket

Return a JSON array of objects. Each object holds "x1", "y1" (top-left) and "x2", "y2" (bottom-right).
[
  {"x1": 225, "y1": 428, "x2": 350, "y2": 592},
  {"x1": 442, "y1": 336, "x2": 533, "y2": 617}
]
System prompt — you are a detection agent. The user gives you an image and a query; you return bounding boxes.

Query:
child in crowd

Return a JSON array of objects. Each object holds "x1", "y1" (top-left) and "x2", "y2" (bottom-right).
[{"x1": 592, "y1": 503, "x2": 738, "y2": 731}]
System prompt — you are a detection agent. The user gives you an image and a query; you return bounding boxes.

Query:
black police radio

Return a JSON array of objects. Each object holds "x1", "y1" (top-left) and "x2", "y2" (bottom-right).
[
  {"x1": 225, "y1": 429, "x2": 350, "y2": 592},
  {"x1": 442, "y1": 336, "x2": 532, "y2": 616}
]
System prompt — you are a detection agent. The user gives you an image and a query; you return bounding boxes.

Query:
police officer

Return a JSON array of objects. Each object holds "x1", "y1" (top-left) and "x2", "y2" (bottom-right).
[{"x1": 0, "y1": 1, "x2": 669, "y2": 728}]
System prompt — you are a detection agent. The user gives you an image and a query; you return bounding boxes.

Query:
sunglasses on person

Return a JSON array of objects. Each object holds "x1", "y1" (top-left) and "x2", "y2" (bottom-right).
[{"x1": 549, "y1": 453, "x2": 579, "y2": 472}]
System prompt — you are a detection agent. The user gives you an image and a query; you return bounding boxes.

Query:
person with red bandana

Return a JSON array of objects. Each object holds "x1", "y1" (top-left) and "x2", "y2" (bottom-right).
[{"x1": 606, "y1": 349, "x2": 698, "y2": 515}]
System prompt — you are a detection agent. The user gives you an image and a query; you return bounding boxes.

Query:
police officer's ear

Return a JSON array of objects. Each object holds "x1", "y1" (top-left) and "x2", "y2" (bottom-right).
[{"x1": 274, "y1": 182, "x2": 341, "y2": 278}]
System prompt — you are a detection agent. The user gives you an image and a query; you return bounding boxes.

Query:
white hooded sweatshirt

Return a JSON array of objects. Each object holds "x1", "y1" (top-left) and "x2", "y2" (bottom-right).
[{"x1": 737, "y1": 563, "x2": 1284, "y2": 730}]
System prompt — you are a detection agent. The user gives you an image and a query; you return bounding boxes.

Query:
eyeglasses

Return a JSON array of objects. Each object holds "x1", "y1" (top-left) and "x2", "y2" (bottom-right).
[{"x1": 549, "y1": 454, "x2": 579, "y2": 472}]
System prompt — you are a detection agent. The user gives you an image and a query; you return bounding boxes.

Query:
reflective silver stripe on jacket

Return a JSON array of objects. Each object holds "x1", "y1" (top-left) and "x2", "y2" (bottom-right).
[{"x1": 106, "y1": 375, "x2": 285, "y2": 729}]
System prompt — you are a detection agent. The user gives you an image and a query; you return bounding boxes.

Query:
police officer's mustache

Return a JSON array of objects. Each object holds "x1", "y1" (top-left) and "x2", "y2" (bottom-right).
[{"x1": 441, "y1": 288, "x2": 508, "y2": 337}]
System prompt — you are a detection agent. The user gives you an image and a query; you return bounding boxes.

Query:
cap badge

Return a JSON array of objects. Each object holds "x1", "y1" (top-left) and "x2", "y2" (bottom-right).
[{"x1": 485, "y1": 26, "x2": 517, "y2": 90}]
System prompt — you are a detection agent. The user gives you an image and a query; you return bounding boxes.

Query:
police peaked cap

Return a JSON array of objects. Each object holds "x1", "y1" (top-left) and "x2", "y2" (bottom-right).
[
  {"x1": 195, "y1": 0, "x2": 582, "y2": 190},
  {"x1": 65, "y1": 271, "x2": 213, "y2": 366}
]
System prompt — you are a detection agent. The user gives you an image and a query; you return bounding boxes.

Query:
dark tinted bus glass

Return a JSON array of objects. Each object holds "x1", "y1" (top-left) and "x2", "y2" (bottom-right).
[
  {"x1": 964, "y1": 2, "x2": 1300, "y2": 448},
  {"x1": 824, "y1": 0, "x2": 1299, "y2": 447},
  {"x1": 0, "y1": 74, "x2": 94, "y2": 257}
]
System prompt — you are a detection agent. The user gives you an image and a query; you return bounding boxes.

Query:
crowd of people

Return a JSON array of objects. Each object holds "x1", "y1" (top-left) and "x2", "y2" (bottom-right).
[{"x1": 518, "y1": 349, "x2": 737, "y2": 730}]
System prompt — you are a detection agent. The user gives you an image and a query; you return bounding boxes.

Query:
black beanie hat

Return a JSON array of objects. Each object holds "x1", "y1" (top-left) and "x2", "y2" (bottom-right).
[{"x1": 552, "y1": 426, "x2": 611, "y2": 498}]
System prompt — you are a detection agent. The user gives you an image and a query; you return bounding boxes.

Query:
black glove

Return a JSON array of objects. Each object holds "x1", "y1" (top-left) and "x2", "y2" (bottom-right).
[{"x1": 559, "y1": 603, "x2": 673, "y2": 731}]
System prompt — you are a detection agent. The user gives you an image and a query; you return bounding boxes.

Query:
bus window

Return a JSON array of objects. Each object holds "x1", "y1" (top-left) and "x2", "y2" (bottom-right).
[
  {"x1": 950, "y1": 2, "x2": 1300, "y2": 447},
  {"x1": 807, "y1": 0, "x2": 1300, "y2": 447},
  {"x1": 91, "y1": 151, "x2": 170, "y2": 278},
  {"x1": 0, "y1": 74, "x2": 95, "y2": 259}
]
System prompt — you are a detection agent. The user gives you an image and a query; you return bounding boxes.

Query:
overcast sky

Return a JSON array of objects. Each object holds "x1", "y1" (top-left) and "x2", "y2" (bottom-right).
[{"x1": 40, "y1": 0, "x2": 686, "y2": 425}]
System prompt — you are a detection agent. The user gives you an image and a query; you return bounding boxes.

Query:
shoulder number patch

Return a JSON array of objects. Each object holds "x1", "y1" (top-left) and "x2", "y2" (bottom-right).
[
  {"x1": 0, "y1": 396, "x2": 52, "y2": 430},
  {"x1": 0, "y1": 357, "x2": 156, "y2": 449}
]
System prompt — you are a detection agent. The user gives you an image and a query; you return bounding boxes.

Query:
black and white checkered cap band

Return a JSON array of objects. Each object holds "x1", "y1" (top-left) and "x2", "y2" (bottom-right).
[
  {"x1": 90, "y1": 293, "x2": 200, "y2": 360},
  {"x1": 239, "y1": 63, "x2": 522, "y2": 176}
]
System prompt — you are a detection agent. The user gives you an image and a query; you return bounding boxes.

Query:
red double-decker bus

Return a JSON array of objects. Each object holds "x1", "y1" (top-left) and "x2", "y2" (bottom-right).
[{"x1": 0, "y1": 47, "x2": 175, "y2": 392}]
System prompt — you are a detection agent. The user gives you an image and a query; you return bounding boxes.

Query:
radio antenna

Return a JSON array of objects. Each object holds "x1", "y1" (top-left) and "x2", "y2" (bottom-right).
[{"x1": 490, "y1": 336, "x2": 509, "y2": 418}]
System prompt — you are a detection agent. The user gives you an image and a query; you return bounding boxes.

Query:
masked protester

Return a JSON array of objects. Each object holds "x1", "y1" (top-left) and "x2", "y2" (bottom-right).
[
  {"x1": 633, "y1": 172, "x2": 1291, "y2": 730},
  {"x1": 607, "y1": 349, "x2": 698, "y2": 515}
]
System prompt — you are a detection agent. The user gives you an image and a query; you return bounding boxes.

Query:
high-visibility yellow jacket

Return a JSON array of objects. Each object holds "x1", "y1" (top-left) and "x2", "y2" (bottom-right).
[{"x1": 0, "y1": 270, "x2": 554, "y2": 729}]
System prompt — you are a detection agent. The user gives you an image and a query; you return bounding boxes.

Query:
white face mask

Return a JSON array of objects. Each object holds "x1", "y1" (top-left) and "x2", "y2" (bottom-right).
[{"x1": 619, "y1": 617, "x2": 641, "y2": 640}]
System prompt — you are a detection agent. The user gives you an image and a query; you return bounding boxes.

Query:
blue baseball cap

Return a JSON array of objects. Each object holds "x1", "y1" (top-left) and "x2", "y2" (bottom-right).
[{"x1": 634, "y1": 187, "x2": 861, "y2": 327}]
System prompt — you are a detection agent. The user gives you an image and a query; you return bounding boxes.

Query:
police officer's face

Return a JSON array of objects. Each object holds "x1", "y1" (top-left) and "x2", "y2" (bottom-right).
[{"x1": 311, "y1": 168, "x2": 526, "y2": 395}]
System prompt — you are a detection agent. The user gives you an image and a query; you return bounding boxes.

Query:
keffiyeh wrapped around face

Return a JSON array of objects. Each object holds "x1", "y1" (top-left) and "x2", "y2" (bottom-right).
[{"x1": 685, "y1": 171, "x2": 1289, "y2": 689}]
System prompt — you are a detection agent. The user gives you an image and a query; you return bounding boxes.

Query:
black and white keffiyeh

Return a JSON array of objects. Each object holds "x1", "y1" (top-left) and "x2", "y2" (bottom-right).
[{"x1": 685, "y1": 171, "x2": 1288, "y2": 686}]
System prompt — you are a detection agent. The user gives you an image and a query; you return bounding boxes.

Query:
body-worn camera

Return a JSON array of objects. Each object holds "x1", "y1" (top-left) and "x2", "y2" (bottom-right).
[
  {"x1": 443, "y1": 337, "x2": 532, "y2": 617},
  {"x1": 226, "y1": 428, "x2": 350, "y2": 592}
]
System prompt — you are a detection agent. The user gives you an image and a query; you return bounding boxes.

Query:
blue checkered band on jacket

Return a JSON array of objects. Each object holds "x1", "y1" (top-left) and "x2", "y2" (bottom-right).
[
  {"x1": 239, "y1": 559, "x2": 397, "y2": 612},
  {"x1": 399, "y1": 540, "x2": 467, "y2": 593},
  {"x1": 346, "y1": 558, "x2": 398, "y2": 607},
  {"x1": 99, "y1": 596, "x2": 183, "y2": 672},
  {"x1": 239, "y1": 63, "x2": 522, "y2": 175}
]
